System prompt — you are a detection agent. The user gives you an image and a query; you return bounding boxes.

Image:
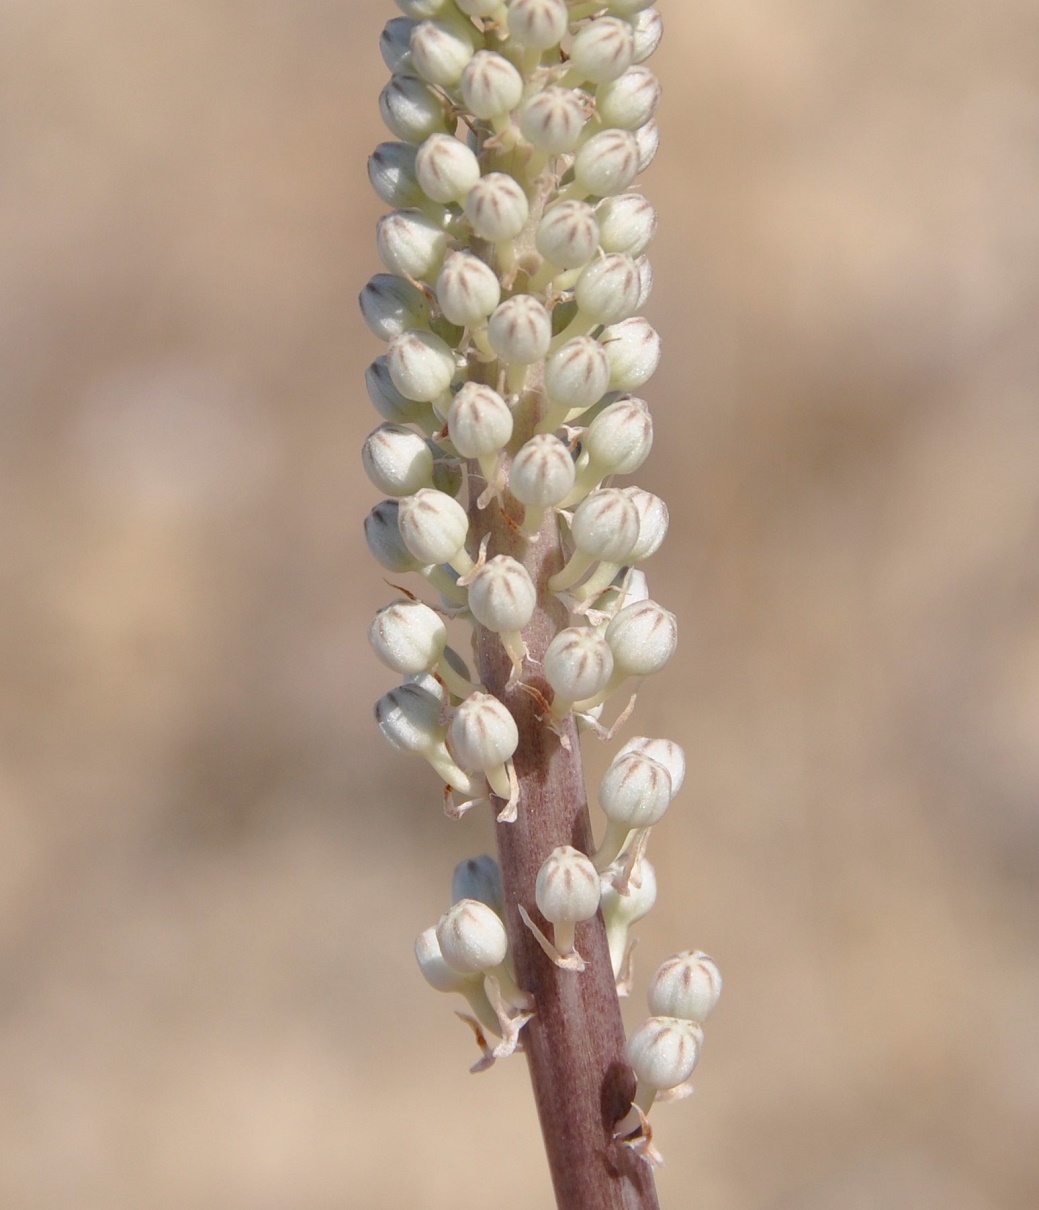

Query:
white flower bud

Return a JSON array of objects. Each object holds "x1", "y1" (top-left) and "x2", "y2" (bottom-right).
[
  {"x1": 623, "y1": 486, "x2": 668, "y2": 561},
  {"x1": 544, "y1": 626, "x2": 615, "y2": 713},
  {"x1": 568, "y1": 17, "x2": 635, "y2": 84},
  {"x1": 571, "y1": 487, "x2": 641, "y2": 562},
  {"x1": 599, "y1": 750, "x2": 673, "y2": 829},
  {"x1": 506, "y1": 0, "x2": 568, "y2": 49},
  {"x1": 464, "y1": 173, "x2": 530, "y2": 242},
  {"x1": 600, "y1": 316, "x2": 662, "y2": 390},
  {"x1": 368, "y1": 598, "x2": 447, "y2": 674},
  {"x1": 415, "y1": 133, "x2": 482, "y2": 204},
  {"x1": 536, "y1": 201, "x2": 600, "y2": 269},
  {"x1": 573, "y1": 128, "x2": 640, "y2": 198},
  {"x1": 596, "y1": 194, "x2": 657, "y2": 256},
  {"x1": 618, "y1": 736, "x2": 686, "y2": 796},
  {"x1": 398, "y1": 487, "x2": 472, "y2": 568},
  {"x1": 375, "y1": 681, "x2": 473, "y2": 791},
  {"x1": 380, "y1": 17, "x2": 416, "y2": 74},
  {"x1": 376, "y1": 209, "x2": 448, "y2": 280},
  {"x1": 459, "y1": 50, "x2": 525, "y2": 120},
  {"x1": 379, "y1": 73, "x2": 453, "y2": 144},
  {"x1": 544, "y1": 336, "x2": 611, "y2": 410},
  {"x1": 487, "y1": 295, "x2": 552, "y2": 364},
  {"x1": 366, "y1": 356, "x2": 435, "y2": 428},
  {"x1": 368, "y1": 141, "x2": 423, "y2": 208},
  {"x1": 452, "y1": 855, "x2": 504, "y2": 915},
  {"x1": 634, "y1": 118, "x2": 661, "y2": 172},
  {"x1": 648, "y1": 951, "x2": 722, "y2": 1025},
  {"x1": 448, "y1": 382, "x2": 513, "y2": 459},
  {"x1": 467, "y1": 555, "x2": 537, "y2": 633},
  {"x1": 509, "y1": 433, "x2": 576, "y2": 535},
  {"x1": 536, "y1": 846, "x2": 601, "y2": 925},
  {"x1": 410, "y1": 19, "x2": 476, "y2": 88},
  {"x1": 386, "y1": 330, "x2": 456, "y2": 402},
  {"x1": 415, "y1": 926, "x2": 477, "y2": 994},
  {"x1": 359, "y1": 273, "x2": 432, "y2": 342},
  {"x1": 451, "y1": 691, "x2": 519, "y2": 767},
  {"x1": 435, "y1": 251, "x2": 501, "y2": 328},
  {"x1": 583, "y1": 396, "x2": 653, "y2": 475},
  {"x1": 575, "y1": 253, "x2": 642, "y2": 325},
  {"x1": 437, "y1": 898, "x2": 509, "y2": 974},
  {"x1": 605, "y1": 598, "x2": 677, "y2": 676},
  {"x1": 362, "y1": 423, "x2": 435, "y2": 496},
  {"x1": 364, "y1": 499, "x2": 422, "y2": 572},
  {"x1": 596, "y1": 65, "x2": 661, "y2": 130},
  {"x1": 627, "y1": 1016, "x2": 703, "y2": 1093},
  {"x1": 519, "y1": 87, "x2": 587, "y2": 154},
  {"x1": 631, "y1": 8, "x2": 664, "y2": 63}
]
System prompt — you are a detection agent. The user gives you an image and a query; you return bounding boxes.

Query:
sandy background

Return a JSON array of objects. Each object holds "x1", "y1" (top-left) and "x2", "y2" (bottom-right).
[{"x1": 2, "y1": 2, "x2": 1038, "y2": 1207}]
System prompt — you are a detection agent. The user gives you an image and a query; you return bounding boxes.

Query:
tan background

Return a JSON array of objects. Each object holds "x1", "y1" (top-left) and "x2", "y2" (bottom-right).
[{"x1": 2, "y1": 2, "x2": 1038, "y2": 1207}]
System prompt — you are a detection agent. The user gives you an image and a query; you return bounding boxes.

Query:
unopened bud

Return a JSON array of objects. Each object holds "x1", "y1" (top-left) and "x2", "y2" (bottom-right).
[
  {"x1": 398, "y1": 487, "x2": 472, "y2": 568},
  {"x1": 465, "y1": 173, "x2": 530, "y2": 242},
  {"x1": 573, "y1": 129, "x2": 640, "y2": 198},
  {"x1": 544, "y1": 626, "x2": 615, "y2": 713},
  {"x1": 409, "y1": 19, "x2": 476, "y2": 88},
  {"x1": 600, "y1": 316, "x2": 661, "y2": 390},
  {"x1": 460, "y1": 49, "x2": 525, "y2": 120},
  {"x1": 568, "y1": 17, "x2": 635, "y2": 84},
  {"x1": 605, "y1": 598, "x2": 677, "y2": 676},
  {"x1": 487, "y1": 295, "x2": 552, "y2": 364},
  {"x1": 507, "y1": 0, "x2": 569, "y2": 49},
  {"x1": 648, "y1": 951, "x2": 722, "y2": 1024},
  {"x1": 376, "y1": 209, "x2": 448, "y2": 280},
  {"x1": 415, "y1": 133, "x2": 482, "y2": 203},
  {"x1": 631, "y1": 8, "x2": 664, "y2": 63},
  {"x1": 380, "y1": 17, "x2": 416, "y2": 74},
  {"x1": 386, "y1": 330, "x2": 456, "y2": 403},
  {"x1": 596, "y1": 65, "x2": 661, "y2": 130},
  {"x1": 536, "y1": 201, "x2": 600, "y2": 269},
  {"x1": 368, "y1": 141, "x2": 423, "y2": 208},
  {"x1": 437, "y1": 898, "x2": 509, "y2": 974},
  {"x1": 520, "y1": 87, "x2": 587, "y2": 154},
  {"x1": 596, "y1": 194, "x2": 657, "y2": 256},
  {"x1": 362, "y1": 423, "x2": 435, "y2": 496},
  {"x1": 359, "y1": 273, "x2": 432, "y2": 342},
  {"x1": 435, "y1": 251, "x2": 502, "y2": 328},
  {"x1": 379, "y1": 73, "x2": 452, "y2": 144},
  {"x1": 618, "y1": 736, "x2": 686, "y2": 796},
  {"x1": 448, "y1": 382, "x2": 513, "y2": 459},
  {"x1": 627, "y1": 1016, "x2": 703, "y2": 1094},
  {"x1": 544, "y1": 336, "x2": 611, "y2": 410},
  {"x1": 575, "y1": 253, "x2": 642, "y2": 325}
]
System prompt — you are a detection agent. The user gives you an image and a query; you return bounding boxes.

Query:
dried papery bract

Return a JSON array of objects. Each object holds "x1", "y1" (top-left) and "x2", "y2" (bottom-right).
[{"x1": 362, "y1": 4, "x2": 720, "y2": 1202}]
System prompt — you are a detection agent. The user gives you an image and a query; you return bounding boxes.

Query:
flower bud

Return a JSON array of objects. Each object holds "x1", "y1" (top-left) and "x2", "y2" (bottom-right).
[
  {"x1": 631, "y1": 8, "x2": 664, "y2": 63},
  {"x1": 464, "y1": 173, "x2": 530, "y2": 242},
  {"x1": 415, "y1": 133, "x2": 482, "y2": 204},
  {"x1": 487, "y1": 295, "x2": 552, "y2": 364},
  {"x1": 573, "y1": 129, "x2": 640, "y2": 198},
  {"x1": 368, "y1": 141, "x2": 423, "y2": 208},
  {"x1": 648, "y1": 951, "x2": 722, "y2": 1024},
  {"x1": 599, "y1": 750, "x2": 673, "y2": 829},
  {"x1": 627, "y1": 1016, "x2": 703, "y2": 1093},
  {"x1": 568, "y1": 17, "x2": 635, "y2": 84},
  {"x1": 380, "y1": 17, "x2": 417, "y2": 74},
  {"x1": 536, "y1": 846, "x2": 601, "y2": 925},
  {"x1": 544, "y1": 626, "x2": 615, "y2": 708},
  {"x1": 452, "y1": 855, "x2": 504, "y2": 914},
  {"x1": 506, "y1": 0, "x2": 569, "y2": 49},
  {"x1": 410, "y1": 19, "x2": 476, "y2": 88},
  {"x1": 509, "y1": 434, "x2": 577, "y2": 535},
  {"x1": 470, "y1": 554, "x2": 535, "y2": 626},
  {"x1": 596, "y1": 194, "x2": 657, "y2": 256},
  {"x1": 359, "y1": 273, "x2": 432, "y2": 342},
  {"x1": 459, "y1": 50, "x2": 524, "y2": 120},
  {"x1": 362, "y1": 423, "x2": 435, "y2": 496},
  {"x1": 544, "y1": 337, "x2": 611, "y2": 410},
  {"x1": 600, "y1": 316, "x2": 661, "y2": 390},
  {"x1": 618, "y1": 736, "x2": 686, "y2": 796},
  {"x1": 437, "y1": 898, "x2": 509, "y2": 974},
  {"x1": 448, "y1": 382, "x2": 513, "y2": 459},
  {"x1": 369, "y1": 598, "x2": 446, "y2": 674},
  {"x1": 364, "y1": 499, "x2": 423, "y2": 572},
  {"x1": 605, "y1": 598, "x2": 677, "y2": 676},
  {"x1": 375, "y1": 681, "x2": 473, "y2": 791},
  {"x1": 450, "y1": 692, "x2": 519, "y2": 776},
  {"x1": 634, "y1": 118, "x2": 661, "y2": 172},
  {"x1": 376, "y1": 209, "x2": 448, "y2": 280},
  {"x1": 415, "y1": 926, "x2": 477, "y2": 994},
  {"x1": 379, "y1": 73, "x2": 453, "y2": 144},
  {"x1": 536, "y1": 201, "x2": 600, "y2": 269},
  {"x1": 434, "y1": 251, "x2": 502, "y2": 328},
  {"x1": 366, "y1": 356, "x2": 435, "y2": 428},
  {"x1": 582, "y1": 396, "x2": 653, "y2": 475},
  {"x1": 570, "y1": 487, "x2": 641, "y2": 562},
  {"x1": 386, "y1": 330, "x2": 456, "y2": 402},
  {"x1": 398, "y1": 487, "x2": 471, "y2": 566},
  {"x1": 623, "y1": 486, "x2": 668, "y2": 561},
  {"x1": 575, "y1": 253, "x2": 642, "y2": 325},
  {"x1": 596, "y1": 65, "x2": 661, "y2": 130},
  {"x1": 519, "y1": 87, "x2": 587, "y2": 154}
]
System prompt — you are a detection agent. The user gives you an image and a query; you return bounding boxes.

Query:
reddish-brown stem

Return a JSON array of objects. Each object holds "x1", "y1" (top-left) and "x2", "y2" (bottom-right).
[{"x1": 468, "y1": 439, "x2": 659, "y2": 1210}]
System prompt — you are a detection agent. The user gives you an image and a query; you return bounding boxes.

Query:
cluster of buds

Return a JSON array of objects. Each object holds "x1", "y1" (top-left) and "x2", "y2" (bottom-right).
[{"x1": 362, "y1": 0, "x2": 718, "y2": 1164}]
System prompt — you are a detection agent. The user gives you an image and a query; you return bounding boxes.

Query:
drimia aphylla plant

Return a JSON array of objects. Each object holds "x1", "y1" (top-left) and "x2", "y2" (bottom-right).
[{"x1": 362, "y1": 2, "x2": 719, "y2": 1206}]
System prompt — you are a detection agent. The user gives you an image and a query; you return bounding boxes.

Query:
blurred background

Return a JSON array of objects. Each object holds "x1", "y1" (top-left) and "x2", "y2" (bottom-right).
[{"x1": 2, "y1": 2, "x2": 1037, "y2": 1207}]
